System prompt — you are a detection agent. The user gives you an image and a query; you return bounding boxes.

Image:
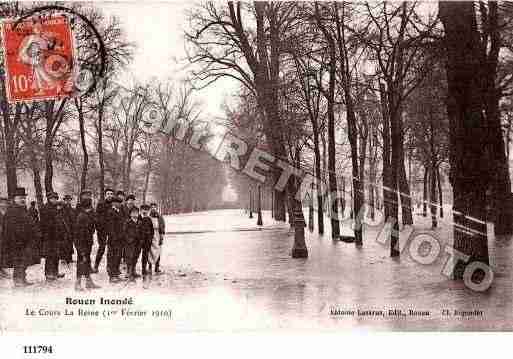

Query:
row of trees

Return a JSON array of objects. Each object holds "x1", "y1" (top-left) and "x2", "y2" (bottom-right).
[
  {"x1": 0, "y1": 3, "x2": 227, "y2": 213},
  {"x1": 185, "y1": 1, "x2": 513, "y2": 276}
]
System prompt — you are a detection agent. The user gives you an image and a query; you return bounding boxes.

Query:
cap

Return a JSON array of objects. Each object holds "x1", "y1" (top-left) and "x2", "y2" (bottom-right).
[
  {"x1": 140, "y1": 204, "x2": 150, "y2": 210},
  {"x1": 63, "y1": 194, "x2": 73, "y2": 201},
  {"x1": 116, "y1": 190, "x2": 125, "y2": 197},
  {"x1": 126, "y1": 194, "x2": 136, "y2": 201}
]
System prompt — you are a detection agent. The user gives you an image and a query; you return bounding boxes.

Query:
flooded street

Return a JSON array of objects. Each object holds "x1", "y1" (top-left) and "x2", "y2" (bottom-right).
[{"x1": 0, "y1": 209, "x2": 511, "y2": 332}]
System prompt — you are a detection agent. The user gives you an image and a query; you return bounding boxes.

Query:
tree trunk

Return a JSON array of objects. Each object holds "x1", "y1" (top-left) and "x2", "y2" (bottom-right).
[
  {"x1": 142, "y1": 165, "x2": 151, "y2": 204},
  {"x1": 98, "y1": 108, "x2": 105, "y2": 201},
  {"x1": 389, "y1": 102, "x2": 401, "y2": 257},
  {"x1": 76, "y1": 98, "x2": 89, "y2": 192},
  {"x1": 44, "y1": 138, "x2": 54, "y2": 194},
  {"x1": 437, "y1": 166, "x2": 444, "y2": 218},
  {"x1": 314, "y1": 7, "x2": 340, "y2": 239},
  {"x1": 1, "y1": 80, "x2": 20, "y2": 198},
  {"x1": 439, "y1": 1, "x2": 490, "y2": 279},
  {"x1": 399, "y1": 158, "x2": 413, "y2": 225},
  {"x1": 423, "y1": 165, "x2": 428, "y2": 217},
  {"x1": 313, "y1": 120, "x2": 324, "y2": 234},
  {"x1": 4, "y1": 136, "x2": 17, "y2": 197},
  {"x1": 430, "y1": 160, "x2": 438, "y2": 228},
  {"x1": 380, "y1": 82, "x2": 392, "y2": 221}
]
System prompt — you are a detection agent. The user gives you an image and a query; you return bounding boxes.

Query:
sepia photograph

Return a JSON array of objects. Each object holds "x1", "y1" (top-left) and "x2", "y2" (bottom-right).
[{"x1": 0, "y1": 0, "x2": 511, "y2": 342}]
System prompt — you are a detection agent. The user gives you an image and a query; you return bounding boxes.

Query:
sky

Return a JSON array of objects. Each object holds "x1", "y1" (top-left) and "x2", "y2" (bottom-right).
[
  {"x1": 98, "y1": 2, "x2": 240, "y2": 201},
  {"x1": 98, "y1": 1, "x2": 238, "y2": 119}
]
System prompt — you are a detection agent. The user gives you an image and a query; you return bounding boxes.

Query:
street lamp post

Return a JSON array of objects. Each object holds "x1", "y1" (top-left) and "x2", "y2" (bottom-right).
[
  {"x1": 257, "y1": 185, "x2": 263, "y2": 226},
  {"x1": 271, "y1": 190, "x2": 274, "y2": 219},
  {"x1": 292, "y1": 206, "x2": 308, "y2": 258},
  {"x1": 308, "y1": 184, "x2": 314, "y2": 232},
  {"x1": 249, "y1": 189, "x2": 253, "y2": 219}
]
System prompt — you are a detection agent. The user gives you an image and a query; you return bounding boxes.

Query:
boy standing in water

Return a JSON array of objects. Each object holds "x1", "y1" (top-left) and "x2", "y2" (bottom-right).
[{"x1": 124, "y1": 206, "x2": 141, "y2": 282}]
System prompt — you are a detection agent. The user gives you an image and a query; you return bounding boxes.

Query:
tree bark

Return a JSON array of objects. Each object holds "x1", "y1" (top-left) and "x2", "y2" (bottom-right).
[
  {"x1": 44, "y1": 136, "x2": 54, "y2": 194},
  {"x1": 439, "y1": 1, "x2": 490, "y2": 279},
  {"x1": 98, "y1": 107, "x2": 105, "y2": 201},
  {"x1": 423, "y1": 165, "x2": 428, "y2": 217},
  {"x1": 312, "y1": 116, "x2": 324, "y2": 234},
  {"x1": 1, "y1": 83, "x2": 20, "y2": 198},
  {"x1": 75, "y1": 98, "x2": 89, "y2": 192},
  {"x1": 437, "y1": 166, "x2": 444, "y2": 218},
  {"x1": 430, "y1": 160, "x2": 438, "y2": 228}
]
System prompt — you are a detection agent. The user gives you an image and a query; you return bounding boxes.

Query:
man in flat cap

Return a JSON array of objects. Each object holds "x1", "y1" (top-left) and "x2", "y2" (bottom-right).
[
  {"x1": 40, "y1": 191, "x2": 64, "y2": 281},
  {"x1": 93, "y1": 188, "x2": 114, "y2": 273},
  {"x1": 74, "y1": 198, "x2": 101, "y2": 291},
  {"x1": 0, "y1": 197, "x2": 10, "y2": 279},
  {"x1": 2, "y1": 188, "x2": 39, "y2": 287}
]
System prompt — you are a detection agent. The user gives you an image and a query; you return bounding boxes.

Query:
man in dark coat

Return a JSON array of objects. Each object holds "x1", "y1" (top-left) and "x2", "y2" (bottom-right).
[
  {"x1": 107, "y1": 197, "x2": 125, "y2": 283},
  {"x1": 76, "y1": 190, "x2": 93, "y2": 270},
  {"x1": 2, "y1": 187, "x2": 39, "y2": 287},
  {"x1": 92, "y1": 188, "x2": 114, "y2": 273},
  {"x1": 40, "y1": 192, "x2": 64, "y2": 281},
  {"x1": 150, "y1": 203, "x2": 166, "y2": 274},
  {"x1": 0, "y1": 197, "x2": 10, "y2": 279},
  {"x1": 55, "y1": 201, "x2": 73, "y2": 265},
  {"x1": 74, "y1": 198, "x2": 101, "y2": 291}
]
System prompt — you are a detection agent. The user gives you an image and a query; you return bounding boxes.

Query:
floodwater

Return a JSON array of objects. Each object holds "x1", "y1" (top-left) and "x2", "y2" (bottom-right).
[{"x1": 0, "y1": 209, "x2": 511, "y2": 332}]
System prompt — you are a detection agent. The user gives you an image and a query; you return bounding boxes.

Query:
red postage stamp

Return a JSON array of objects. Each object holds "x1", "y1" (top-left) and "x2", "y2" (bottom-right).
[{"x1": 1, "y1": 15, "x2": 76, "y2": 103}]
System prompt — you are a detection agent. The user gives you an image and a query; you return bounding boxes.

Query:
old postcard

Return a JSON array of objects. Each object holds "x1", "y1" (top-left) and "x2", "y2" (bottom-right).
[{"x1": 0, "y1": 0, "x2": 511, "y2": 339}]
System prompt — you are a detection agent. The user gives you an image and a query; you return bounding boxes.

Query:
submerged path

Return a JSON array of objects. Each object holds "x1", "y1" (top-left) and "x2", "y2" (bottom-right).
[{"x1": 0, "y1": 208, "x2": 511, "y2": 332}]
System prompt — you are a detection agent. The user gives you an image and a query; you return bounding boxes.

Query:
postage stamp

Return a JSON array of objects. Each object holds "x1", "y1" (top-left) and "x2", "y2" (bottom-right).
[{"x1": 1, "y1": 15, "x2": 76, "y2": 103}]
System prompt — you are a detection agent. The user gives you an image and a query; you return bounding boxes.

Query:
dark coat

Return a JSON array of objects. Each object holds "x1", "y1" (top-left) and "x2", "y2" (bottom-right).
[
  {"x1": 1, "y1": 204, "x2": 40, "y2": 268},
  {"x1": 108, "y1": 207, "x2": 125, "y2": 243},
  {"x1": 28, "y1": 206, "x2": 39, "y2": 223},
  {"x1": 62, "y1": 204, "x2": 76, "y2": 234},
  {"x1": 56, "y1": 209, "x2": 73, "y2": 261},
  {"x1": 139, "y1": 216, "x2": 154, "y2": 248},
  {"x1": 124, "y1": 218, "x2": 141, "y2": 245},
  {"x1": 120, "y1": 204, "x2": 129, "y2": 219},
  {"x1": 95, "y1": 201, "x2": 111, "y2": 233},
  {"x1": 125, "y1": 204, "x2": 139, "y2": 219},
  {"x1": 40, "y1": 203, "x2": 59, "y2": 258},
  {"x1": 74, "y1": 210, "x2": 95, "y2": 255},
  {"x1": 123, "y1": 218, "x2": 141, "y2": 261}
]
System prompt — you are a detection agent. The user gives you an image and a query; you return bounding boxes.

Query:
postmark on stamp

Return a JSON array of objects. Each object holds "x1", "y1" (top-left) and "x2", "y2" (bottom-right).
[{"x1": 1, "y1": 15, "x2": 76, "y2": 103}]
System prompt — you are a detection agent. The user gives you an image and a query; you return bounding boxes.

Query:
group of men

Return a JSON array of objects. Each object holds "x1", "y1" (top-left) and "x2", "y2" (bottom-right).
[{"x1": 0, "y1": 187, "x2": 166, "y2": 290}]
